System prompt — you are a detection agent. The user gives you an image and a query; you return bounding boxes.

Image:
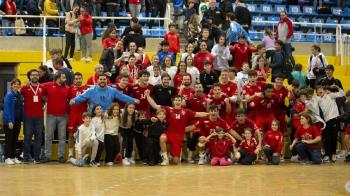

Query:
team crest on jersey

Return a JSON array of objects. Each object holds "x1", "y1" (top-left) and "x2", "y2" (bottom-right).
[{"x1": 181, "y1": 110, "x2": 186, "y2": 115}]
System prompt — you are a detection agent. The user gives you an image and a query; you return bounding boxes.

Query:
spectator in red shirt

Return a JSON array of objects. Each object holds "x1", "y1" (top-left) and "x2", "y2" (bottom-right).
[
  {"x1": 164, "y1": 23, "x2": 180, "y2": 59},
  {"x1": 193, "y1": 41, "x2": 214, "y2": 72},
  {"x1": 289, "y1": 113, "x2": 322, "y2": 164},
  {"x1": 79, "y1": 7, "x2": 93, "y2": 62},
  {"x1": 41, "y1": 71, "x2": 71, "y2": 163},
  {"x1": 206, "y1": 128, "x2": 236, "y2": 166},
  {"x1": 229, "y1": 36, "x2": 257, "y2": 70},
  {"x1": 86, "y1": 64, "x2": 112, "y2": 87},
  {"x1": 236, "y1": 127, "x2": 260, "y2": 165},
  {"x1": 102, "y1": 28, "x2": 120, "y2": 50},
  {"x1": 21, "y1": 69, "x2": 45, "y2": 163},
  {"x1": 67, "y1": 72, "x2": 88, "y2": 159},
  {"x1": 263, "y1": 120, "x2": 284, "y2": 165}
]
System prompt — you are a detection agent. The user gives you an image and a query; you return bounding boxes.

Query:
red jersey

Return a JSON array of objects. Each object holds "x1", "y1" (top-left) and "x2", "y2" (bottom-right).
[
  {"x1": 42, "y1": 82, "x2": 70, "y2": 116},
  {"x1": 131, "y1": 84, "x2": 153, "y2": 115},
  {"x1": 102, "y1": 37, "x2": 119, "y2": 49},
  {"x1": 294, "y1": 125, "x2": 321, "y2": 149},
  {"x1": 186, "y1": 94, "x2": 207, "y2": 112},
  {"x1": 242, "y1": 81, "x2": 265, "y2": 98},
  {"x1": 115, "y1": 76, "x2": 134, "y2": 85},
  {"x1": 208, "y1": 138, "x2": 233, "y2": 158},
  {"x1": 86, "y1": 74, "x2": 112, "y2": 87},
  {"x1": 114, "y1": 83, "x2": 131, "y2": 108},
  {"x1": 273, "y1": 86, "x2": 288, "y2": 105},
  {"x1": 140, "y1": 54, "x2": 151, "y2": 70},
  {"x1": 263, "y1": 130, "x2": 284, "y2": 154},
  {"x1": 209, "y1": 94, "x2": 228, "y2": 117},
  {"x1": 173, "y1": 73, "x2": 192, "y2": 90},
  {"x1": 293, "y1": 101, "x2": 305, "y2": 114},
  {"x1": 239, "y1": 138, "x2": 258, "y2": 155},
  {"x1": 161, "y1": 106, "x2": 196, "y2": 137},
  {"x1": 256, "y1": 67, "x2": 269, "y2": 82},
  {"x1": 193, "y1": 51, "x2": 214, "y2": 72},
  {"x1": 231, "y1": 118, "x2": 259, "y2": 136},
  {"x1": 220, "y1": 81, "x2": 238, "y2": 97},
  {"x1": 229, "y1": 43, "x2": 257, "y2": 70},
  {"x1": 194, "y1": 117, "x2": 231, "y2": 136},
  {"x1": 250, "y1": 96, "x2": 278, "y2": 115},
  {"x1": 69, "y1": 85, "x2": 88, "y2": 115},
  {"x1": 180, "y1": 88, "x2": 195, "y2": 101},
  {"x1": 20, "y1": 84, "x2": 45, "y2": 117},
  {"x1": 126, "y1": 64, "x2": 140, "y2": 82},
  {"x1": 164, "y1": 32, "x2": 180, "y2": 54}
]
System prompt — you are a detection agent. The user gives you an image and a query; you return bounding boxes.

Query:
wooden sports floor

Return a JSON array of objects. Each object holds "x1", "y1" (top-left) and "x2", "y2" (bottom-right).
[{"x1": 1, "y1": 162, "x2": 349, "y2": 196}]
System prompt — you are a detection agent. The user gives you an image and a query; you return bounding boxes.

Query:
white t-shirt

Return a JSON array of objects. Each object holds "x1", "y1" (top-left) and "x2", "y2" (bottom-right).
[
  {"x1": 75, "y1": 124, "x2": 97, "y2": 155},
  {"x1": 186, "y1": 66, "x2": 200, "y2": 87},
  {"x1": 149, "y1": 75, "x2": 162, "y2": 86},
  {"x1": 46, "y1": 59, "x2": 68, "y2": 74}
]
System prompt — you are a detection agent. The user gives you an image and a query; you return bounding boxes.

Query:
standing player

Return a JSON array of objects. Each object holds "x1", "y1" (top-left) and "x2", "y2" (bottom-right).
[
  {"x1": 207, "y1": 84, "x2": 231, "y2": 120},
  {"x1": 243, "y1": 70, "x2": 265, "y2": 119},
  {"x1": 115, "y1": 73, "x2": 132, "y2": 109},
  {"x1": 130, "y1": 70, "x2": 154, "y2": 117},
  {"x1": 144, "y1": 91, "x2": 208, "y2": 165},
  {"x1": 186, "y1": 105, "x2": 235, "y2": 164},
  {"x1": 273, "y1": 74, "x2": 289, "y2": 132},
  {"x1": 67, "y1": 72, "x2": 88, "y2": 160}
]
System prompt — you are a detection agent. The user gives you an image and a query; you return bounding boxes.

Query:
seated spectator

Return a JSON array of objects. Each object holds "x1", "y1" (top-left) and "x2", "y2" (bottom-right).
[
  {"x1": 128, "y1": 0, "x2": 141, "y2": 18},
  {"x1": 1, "y1": 0, "x2": 17, "y2": 36},
  {"x1": 201, "y1": 0, "x2": 224, "y2": 40},
  {"x1": 234, "y1": 0, "x2": 252, "y2": 32}
]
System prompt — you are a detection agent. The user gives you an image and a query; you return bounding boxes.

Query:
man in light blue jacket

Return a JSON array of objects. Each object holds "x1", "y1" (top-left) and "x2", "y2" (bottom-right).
[
  {"x1": 226, "y1": 12, "x2": 251, "y2": 45},
  {"x1": 70, "y1": 74, "x2": 139, "y2": 111}
]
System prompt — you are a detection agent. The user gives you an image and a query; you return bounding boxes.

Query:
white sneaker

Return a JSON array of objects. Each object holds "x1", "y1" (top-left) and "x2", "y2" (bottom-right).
[
  {"x1": 198, "y1": 152, "x2": 206, "y2": 165},
  {"x1": 128, "y1": 158, "x2": 135, "y2": 164},
  {"x1": 106, "y1": 162, "x2": 114, "y2": 166},
  {"x1": 80, "y1": 57, "x2": 86, "y2": 61},
  {"x1": 13, "y1": 158, "x2": 22, "y2": 164},
  {"x1": 68, "y1": 58, "x2": 74, "y2": 61},
  {"x1": 331, "y1": 154, "x2": 337, "y2": 162},
  {"x1": 290, "y1": 155, "x2": 299, "y2": 162},
  {"x1": 86, "y1": 57, "x2": 92, "y2": 62},
  {"x1": 122, "y1": 158, "x2": 130, "y2": 166},
  {"x1": 323, "y1": 156, "x2": 330, "y2": 163},
  {"x1": 5, "y1": 158, "x2": 15, "y2": 165},
  {"x1": 160, "y1": 158, "x2": 169, "y2": 166},
  {"x1": 336, "y1": 150, "x2": 346, "y2": 159}
]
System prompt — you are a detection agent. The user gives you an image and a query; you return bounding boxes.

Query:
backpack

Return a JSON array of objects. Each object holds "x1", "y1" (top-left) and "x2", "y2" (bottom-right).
[{"x1": 309, "y1": 55, "x2": 326, "y2": 78}]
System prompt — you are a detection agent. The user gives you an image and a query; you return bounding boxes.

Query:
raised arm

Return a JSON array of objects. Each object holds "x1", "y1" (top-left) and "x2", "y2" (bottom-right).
[
  {"x1": 144, "y1": 89, "x2": 161, "y2": 110},
  {"x1": 113, "y1": 88, "x2": 138, "y2": 104},
  {"x1": 194, "y1": 112, "x2": 209, "y2": 118}
]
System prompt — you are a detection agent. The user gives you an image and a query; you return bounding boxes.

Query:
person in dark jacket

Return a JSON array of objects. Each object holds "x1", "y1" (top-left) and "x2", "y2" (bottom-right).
[
  {"x1": 201, "y1": 0, "x2": 225, "y2": 39},
  {"x1": 38, "y1": 65, "x2": 54, "y2": 83},
  {"x1": 234, "y1": 0, "x2": 252, "y2": 32},
  {"x1": 139, "y1": 109, "x2": 167, "y2": 165},
  {"x1": 148, "y1": 0, "x2": 167, "y2": 29},
  {"x1": 123, "y1": 24, "x2": 146, "y2": 50},
  {"x1": 220, "y1": 0, "x2": 233, "y2": 18},
  {"x1": 270, "y1": 40, "x2": 285, "y2": 82},
  {"x1": 3, "y1": 79, "x2": 23, "y2": 165},
  {"x1": 26, "y1": 0, "x2": 42, "y2": 35}
]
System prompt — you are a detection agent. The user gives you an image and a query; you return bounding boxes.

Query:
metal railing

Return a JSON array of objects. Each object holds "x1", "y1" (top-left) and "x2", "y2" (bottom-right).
[{"x1": 0, "y1": 10, "x2": 172, "y2": 63}]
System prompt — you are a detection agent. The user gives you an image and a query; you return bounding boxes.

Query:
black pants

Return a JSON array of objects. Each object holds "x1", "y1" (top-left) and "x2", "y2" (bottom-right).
[
  {"x1": 104, "y1": 134, "x2": 120, "y2": 163},
  {"x1": 263, "y1": 146, "x2": 280, "y2": 165},
  {"x1": 121, "y1": 127, "x2": 144, "y2": 160},
  {"x1": 186, "y1": 132, "x2": 200, "y2": 151},
  {"x1": 106, "y1": 3, "x2": 120, "y2": 26},
  {"x1": 238, "y1": 149, "x2": 257, "y2": 165},
  {"x1": 149, "y1": 3, "x2": 166, "y2": 28},
  {"x1": 64, "y1": 32, "x2": 75, "y2": 58},
  {"x1": 46, "y1": 20, "x2": 57, "y2": 36},
  {"x1": 265, "y1": 50, "x2": 275, "y2": 62},
  {"x1": 4, "y1": 121, "x2": 21, "y2": 159},
  {"x1": 323, "y1": 118, "x2": 340, "y2": 157},
  {"x1": 144, "y1": 137, "x2": 161, "y2": 165},
  {"x1": 27, "y1": 18, "x2": 40, "y2": 36},
  {"x1": 95, "y1": 140, "x2": 105, "y2": 162}
]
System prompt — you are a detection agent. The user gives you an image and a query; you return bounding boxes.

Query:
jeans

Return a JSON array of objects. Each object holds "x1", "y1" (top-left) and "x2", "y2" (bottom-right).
[
  {"x1": 238, "y1": 149, "x2": 257, "y2": 165},
  {"x1": 23, "y1": 116, "x2": 43, "y2": 161},
  {"x1": 294, "y1": 142, "x2": 322, "y2": 164},
  {"x1": 263, "y1": 145, "x2": 280, "y2": 165},
  {"x1": 129, "y1": 4, "x2": 141, "y2": 18},
  {"x1": 45, "y1": 114, "x2": 67, "y2": 159},
  {"x1": 81, "y1": 32, "x2": 93, "y2": 58},
  {"x1": 1, "y1": 19, "x2": 15, "y2": 36}
]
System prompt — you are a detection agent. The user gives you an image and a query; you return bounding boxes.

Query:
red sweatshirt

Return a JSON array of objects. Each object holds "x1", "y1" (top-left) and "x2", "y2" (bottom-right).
[
  {"x1": 4, "y1": 1, "x2": 16, "y2": 15},
  {"x1": 102, "y1": 37, "x2": 119, "y2": 49},
  {"x1": 20, "y1": 84, "x2": 45, "y2": 117},
  {"x1": 80, "y1": 14, "x2": 93, "y2": 35},
  {"x1": 229, "y1": 43, "x2": 257, "y2": 70},
  {"x1": 193, "y1": 51, "x2": 214, "y2": 72},
  {"x1": 208, "y1": 138, "x2": 233, "y2": 158},
  {"x1": 86, "y1": 74, "x2": 112, "y2": 86},
  {"x1": 69, "y1": 85, "x2": 88, "y2": 117},
  {"x1": 42, "y1": 82, "x2": 70, "y2": 116},
  {"x1": 164, "y1": 32, "x2": 180, "y2": 54},
  {"x1": 239, "y1": 137, "x2": 258, "y2": 155},
  {"x1": 263, "y1": 130, "x2": 284, "y2": 154},
  {"x1": 128, "y1": 0, "x2": 141, "y2": 4}
]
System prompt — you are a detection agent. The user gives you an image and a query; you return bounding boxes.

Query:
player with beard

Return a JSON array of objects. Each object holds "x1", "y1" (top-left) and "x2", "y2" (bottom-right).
[
  {"x1": 70, "y1": 74, "x2": 139, "y2": 112},
  {"x1": 178, "y1": 74, "x2": 195, "y2": 100},
  {"x1": 144, "y1": 91, "x2": 208, "y2": 165},
  {"x1": 21, "y1": 69, "x2": 45, "y2": 163},
  {"x1": 207, "y1": 84, "x2": 231, "y2": 121},
  {"x1": 67, "y1": 72, "x2": 88, "y2": 160},
  {"x1": 152, "y1": 73, "x2": 177, "y2": 107}
]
